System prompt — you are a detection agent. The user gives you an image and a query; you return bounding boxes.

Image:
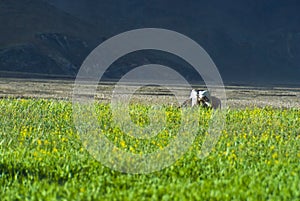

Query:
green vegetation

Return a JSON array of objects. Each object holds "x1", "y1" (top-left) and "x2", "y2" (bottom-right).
[{"x1": 0, "y1": 99, "x2": 299, "y2": 200}]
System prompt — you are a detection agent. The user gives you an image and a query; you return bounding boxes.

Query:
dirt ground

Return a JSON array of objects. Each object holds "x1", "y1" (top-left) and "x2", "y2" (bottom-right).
[{"x1": 0, "y1": 78, "x2": 299, "y2": 108}]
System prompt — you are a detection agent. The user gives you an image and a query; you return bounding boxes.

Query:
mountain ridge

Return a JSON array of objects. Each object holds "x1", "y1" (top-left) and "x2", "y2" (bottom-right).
[{"x1": 0, "y1": 0, "x2": 299, "y2": 85}]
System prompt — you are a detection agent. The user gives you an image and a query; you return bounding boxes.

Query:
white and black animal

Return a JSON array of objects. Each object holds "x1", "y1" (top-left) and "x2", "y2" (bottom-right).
[{"x1": 181, "y1": 89, "x2": 221, "y2": 109}]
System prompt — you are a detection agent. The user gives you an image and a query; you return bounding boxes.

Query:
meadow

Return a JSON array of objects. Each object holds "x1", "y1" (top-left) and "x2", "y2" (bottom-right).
[{"x1": 0, "y1": 98, "x2": 299, "y2": 200}]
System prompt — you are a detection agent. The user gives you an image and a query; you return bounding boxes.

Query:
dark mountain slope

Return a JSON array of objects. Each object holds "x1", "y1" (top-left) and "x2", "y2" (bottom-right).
[
  {"x1": 45, "y1": 0, "x2": 300, "y2": 84},
  {"x1": 0, "y1": 0, "x2": 105, "y2": 76},
  {"x1": 0, "y1": 0, "x2": 299, "y2": 84}
]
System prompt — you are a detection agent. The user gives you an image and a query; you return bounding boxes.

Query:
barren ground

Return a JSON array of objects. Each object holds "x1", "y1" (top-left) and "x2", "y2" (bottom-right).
[{"x1": 0, "y1": 78, "x2": 299, "y2": 108}]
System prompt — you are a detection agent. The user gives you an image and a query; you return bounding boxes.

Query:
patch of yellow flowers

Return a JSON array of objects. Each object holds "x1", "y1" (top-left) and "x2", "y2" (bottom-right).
[{"x1": 0, "y1": 99, "x2": 299, "y2": 168}]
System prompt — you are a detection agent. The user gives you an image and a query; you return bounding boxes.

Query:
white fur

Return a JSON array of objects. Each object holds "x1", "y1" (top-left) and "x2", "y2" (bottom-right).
[{"x1": 190, "y1": 89, "x2": 198, "y2": 106}]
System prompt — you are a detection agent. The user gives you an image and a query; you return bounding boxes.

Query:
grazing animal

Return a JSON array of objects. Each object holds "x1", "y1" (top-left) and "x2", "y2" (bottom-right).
[
  {"x1": 199, "y1": 95, "x2": 221, "y2": 109},
  {"x1": 181, "y1": 89, "x2": 221, "y2": 109}
]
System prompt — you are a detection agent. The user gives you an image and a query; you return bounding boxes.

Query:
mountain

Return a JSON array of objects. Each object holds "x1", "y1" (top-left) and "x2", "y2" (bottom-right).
[
  {"x1": 1, "y1": 0, "x2": 300, "y2": 85},
  {"x1": 0, "y1": 0, "x2": 107, "y2": 77}
]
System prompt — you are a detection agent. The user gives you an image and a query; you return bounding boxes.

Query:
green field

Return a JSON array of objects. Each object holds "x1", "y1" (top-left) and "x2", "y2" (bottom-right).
[{"x1": 0, "y1": 99, "x2": 299, "y2": 200}]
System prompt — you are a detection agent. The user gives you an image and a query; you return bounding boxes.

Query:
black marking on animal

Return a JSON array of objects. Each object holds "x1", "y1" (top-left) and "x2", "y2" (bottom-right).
[{"x1": 180, "y1": 96, "x2": 221, "y2": 109}]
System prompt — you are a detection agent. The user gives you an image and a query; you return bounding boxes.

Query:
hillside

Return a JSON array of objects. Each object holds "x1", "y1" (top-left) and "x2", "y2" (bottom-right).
[
  {"x1": 0, "y1": 0, "x2": 105, "y2": 76},
  {"x1": 0, "y1": 0, "x2": 300, "y2": 85},
  {"x1": 46, "y1": 0, "x2": 300, "y2": 84}
]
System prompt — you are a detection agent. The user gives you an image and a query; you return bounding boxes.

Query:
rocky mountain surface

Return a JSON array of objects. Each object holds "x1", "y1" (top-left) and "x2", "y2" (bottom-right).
[{"x1": 0, "y1": 0, "x2": 299, "y2": 85}]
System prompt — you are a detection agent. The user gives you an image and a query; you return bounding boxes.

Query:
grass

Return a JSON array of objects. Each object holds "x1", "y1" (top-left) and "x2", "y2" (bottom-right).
[{"x1": 0, "y1": 98, "x2": 299, "y2": 200}]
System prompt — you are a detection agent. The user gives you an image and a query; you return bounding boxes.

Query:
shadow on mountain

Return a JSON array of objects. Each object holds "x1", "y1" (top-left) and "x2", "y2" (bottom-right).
[{"x1": 0, "y1": 0, "x2": 299, "y2": 85}]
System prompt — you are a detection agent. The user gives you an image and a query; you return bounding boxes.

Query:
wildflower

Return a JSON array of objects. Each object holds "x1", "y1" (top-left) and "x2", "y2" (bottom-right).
[
  {"x1": 53, "y1": 148, "x2": 58, "y2": 153},
  {"x1": 272, "y1": 152, "x2": 278, "y2": 159},
  {"x1": 120, "y1": 140, "x2": 126, "y2": 148}
]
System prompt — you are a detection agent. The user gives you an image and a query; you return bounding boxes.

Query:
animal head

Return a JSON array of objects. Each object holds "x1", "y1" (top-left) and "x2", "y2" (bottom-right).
[{"x1": 198, "y1": 90, "x2": 210, "y2": 100}]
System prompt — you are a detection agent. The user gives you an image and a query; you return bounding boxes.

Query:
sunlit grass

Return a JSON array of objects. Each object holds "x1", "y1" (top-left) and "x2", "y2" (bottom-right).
[{"x1": 0, "y1": 99, "x2": 299, "y2": 200}]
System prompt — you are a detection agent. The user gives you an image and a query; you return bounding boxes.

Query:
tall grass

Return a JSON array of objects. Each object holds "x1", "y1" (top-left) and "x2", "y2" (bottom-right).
[{"x1": 0, "y1": 99, "x2": 299, "y2": 200}]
